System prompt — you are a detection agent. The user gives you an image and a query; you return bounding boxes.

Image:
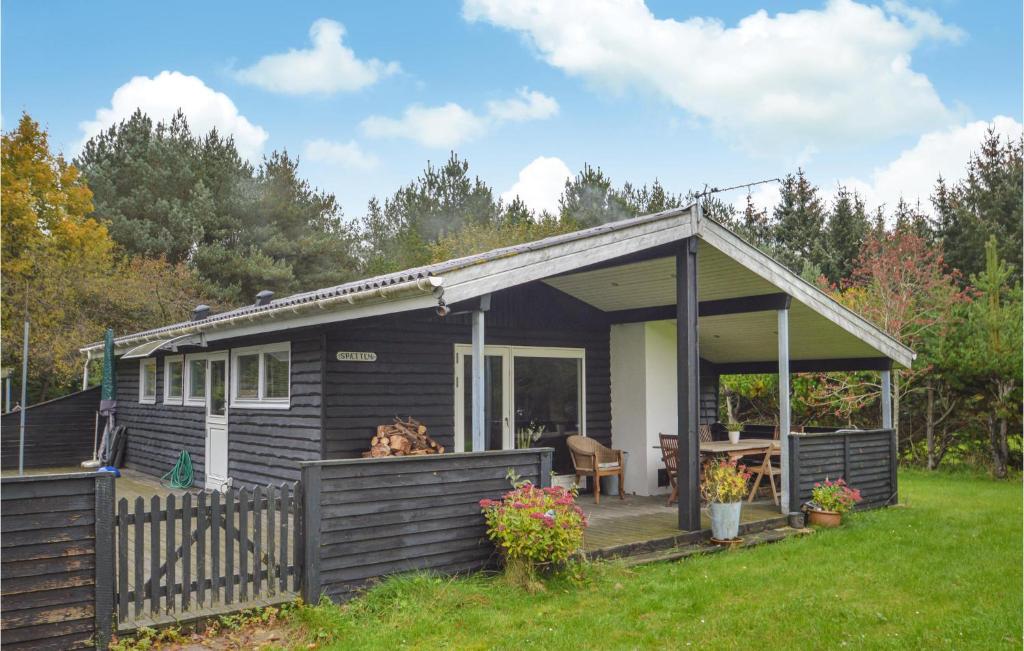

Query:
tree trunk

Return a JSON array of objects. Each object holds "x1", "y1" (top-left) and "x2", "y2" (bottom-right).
[
  {"x1": 988, "y1": 412, "x2": 1008, "y2": 479},
  {"x1": 926, "y1": 380, "x2": 936, "y2": 470}
]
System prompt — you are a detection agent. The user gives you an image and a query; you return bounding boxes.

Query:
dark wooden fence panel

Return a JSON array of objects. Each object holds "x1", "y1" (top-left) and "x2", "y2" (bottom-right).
[
  {"x1": 1, "y1": 472, "x2": 114, "y2": 650},
  {"x1": 1, "y1": 387, "x2": 102, "y2": 470},
  {"x1": 113, "y1": 482, "x2": 302, "y2": 627},
  {"x1": 788, "y1": 429, "x2": 898, "y2": 512},
  {"x1": 302, "y1": 448, "x2": 552, "y2": 602}
]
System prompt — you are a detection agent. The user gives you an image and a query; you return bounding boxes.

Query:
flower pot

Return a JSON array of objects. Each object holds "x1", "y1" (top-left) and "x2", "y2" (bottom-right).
[
  {"x1": 709, "y1": 501, "x2": 742, "y2": 540},
  {"x1": 807, "y1": 508, "x2": 842, "y2": 528},
  {"x1": 728, "y1": 430, "x2": 740, "y2": 445}
]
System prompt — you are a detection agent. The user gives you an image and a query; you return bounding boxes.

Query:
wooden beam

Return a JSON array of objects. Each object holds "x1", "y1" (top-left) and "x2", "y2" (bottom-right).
[
  {"x1": 881, "y1": 370, "x2": 892, "y2": 429},
  {"x1": 676, "y1": 237, "x2": 701, "y2": 531},
  {"x1": 606, "y1": 292, "x2": 791, "y2": 324},
  {"x1": 471, "y1": 309, "x2": 486, "y2": 452},
  {"x1": 715, "y1": 357, "x2": 893, "y2": 374},
  {"x1": 778, "y1": 308, "x2": 791, "y2": 514}
]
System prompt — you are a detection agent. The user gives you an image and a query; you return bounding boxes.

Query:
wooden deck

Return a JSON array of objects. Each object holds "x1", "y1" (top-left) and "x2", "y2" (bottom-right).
[{"x1": 580, "y1": 494, "x2": 789, "y2": 558}]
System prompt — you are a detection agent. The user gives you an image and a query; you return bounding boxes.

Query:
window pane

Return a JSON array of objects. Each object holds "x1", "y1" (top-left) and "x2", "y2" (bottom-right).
[
  {"x1": 210, "y1": 360, "x2": 226, "y2": 416},
  {"x1": 143, "y1": 361, "x2": 156, "y2": 398},
  {"x1": 514, "y1": 356, "x2": 581, "y2": 475},
  {"x1": 461, "y1": 354, "x2": 504, "y2": 452},
  {"x1": 188, "y1": 359, "x2": 206, "y2": 399},
  {"x1": 167, "y1": 361, "x2": 183, "y2": 398},
  {"x1": 264, "y1": 350, "x2": 289, "y2": 399},
  {"x1": 236, "y1": 354, "x2": 259, "y2": 399}
]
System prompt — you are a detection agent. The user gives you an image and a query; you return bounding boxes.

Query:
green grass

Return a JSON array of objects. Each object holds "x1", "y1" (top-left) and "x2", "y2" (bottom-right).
[{"x1": 285, "y1": 471, "x2": 1022, "y2": 650}]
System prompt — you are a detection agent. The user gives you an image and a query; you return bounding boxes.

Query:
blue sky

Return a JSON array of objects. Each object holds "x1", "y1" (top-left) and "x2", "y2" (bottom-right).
[{"x1": 3, "y1": 0, "x2": 1021, "y2": 220}]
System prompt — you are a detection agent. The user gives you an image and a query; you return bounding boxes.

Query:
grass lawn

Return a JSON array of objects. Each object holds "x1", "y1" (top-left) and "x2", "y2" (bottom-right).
[{"x1": 280, "y1": 470, "x2": 1020, "y2": 650}]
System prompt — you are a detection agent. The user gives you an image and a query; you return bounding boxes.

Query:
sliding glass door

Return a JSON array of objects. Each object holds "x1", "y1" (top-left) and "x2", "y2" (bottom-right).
[{"x1": 454, "y1": 345, "x2": 585, "y2": 478}]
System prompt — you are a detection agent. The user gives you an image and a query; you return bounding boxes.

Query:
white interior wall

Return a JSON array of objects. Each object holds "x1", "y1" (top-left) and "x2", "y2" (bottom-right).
[
  {"x1": 610, "y1": 321, "x2": 677, "y2": 496},
  {"x1": 643, "y1": 321, "x2": 677, "y2": 496},
  {"x1": 610, "y1": 324, "x2": 648, "y2": 495}
]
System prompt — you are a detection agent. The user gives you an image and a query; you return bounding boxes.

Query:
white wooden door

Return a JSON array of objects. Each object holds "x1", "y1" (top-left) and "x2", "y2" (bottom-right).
[{"x1": 205, "y1": 352, "x2": 229, "y2": 489}]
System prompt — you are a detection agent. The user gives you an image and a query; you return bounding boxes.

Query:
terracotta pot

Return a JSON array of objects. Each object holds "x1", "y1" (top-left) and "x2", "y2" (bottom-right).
[{"x1": 807, "y1": 508, "x2": 842, "y2": 528}]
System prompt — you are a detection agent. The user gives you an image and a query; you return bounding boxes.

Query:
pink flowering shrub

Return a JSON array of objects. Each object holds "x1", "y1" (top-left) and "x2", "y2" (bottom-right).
[
  {"x1": 810, "y1": 477, "x2": 863, "y2": 514},
  {"x1": 479, "y1": 480, "x2": 587, "y2": 581}
]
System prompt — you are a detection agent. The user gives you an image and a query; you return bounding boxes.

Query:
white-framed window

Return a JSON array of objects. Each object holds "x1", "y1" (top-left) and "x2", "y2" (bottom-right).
[
  {"x1": 163, "y1": 355, "x2": 185, "y2": 405},
  {"x1": 184, "y1": 353, "x2": 208, "y2": 407},
  {"x1": 139, "y1": 358, "x2": 157, "y2": 404},
  {"x1": 230, "y1": 342, "x2": 290, "y2": 409}
]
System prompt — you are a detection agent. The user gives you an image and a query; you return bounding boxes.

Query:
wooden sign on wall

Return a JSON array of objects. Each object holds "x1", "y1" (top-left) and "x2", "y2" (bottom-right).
[{"x1": 336, "y1": 351, "x2": 377, "y2": 362}]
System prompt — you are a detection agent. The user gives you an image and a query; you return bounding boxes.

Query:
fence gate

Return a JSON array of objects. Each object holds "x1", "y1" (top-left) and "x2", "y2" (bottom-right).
[{"x1": 114, "y1": 482, "x2": 303, "y2": 628}]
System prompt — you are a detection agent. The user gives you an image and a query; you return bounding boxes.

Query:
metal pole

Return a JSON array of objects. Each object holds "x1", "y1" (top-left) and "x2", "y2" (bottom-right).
[
  {"x1": 777, "y1": 308, "x2": 791, "y2": 514},
  {"x1": 881, "y1": 370, "x2": 893, "y2": 429},
  {"x1": 471, "y1": 309, "x2": 486, "y2": 452},
  {"x1": 18, "y1": 319, "x2": 29, "y2": 475},
  {"x1": 4, "y1": 376, "x2": 10, "y2": 413},
  {"x1": 82, "y1": 352, "x2": 91, "y2": 390}
]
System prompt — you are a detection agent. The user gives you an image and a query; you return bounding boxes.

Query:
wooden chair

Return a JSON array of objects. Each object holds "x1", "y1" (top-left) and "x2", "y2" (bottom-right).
[
  {"x1": 698, "y1": 424, "x2": 713, "y2": 444},
  {"x1": 567, "y1": 435, "x2": 625, "y2": 504},
  {"x1": 745, "y1": 425, "x2": 804, "y2": 504},
  {"x1": 659, "y1": 433, "x2": 679, "y2": 506}
]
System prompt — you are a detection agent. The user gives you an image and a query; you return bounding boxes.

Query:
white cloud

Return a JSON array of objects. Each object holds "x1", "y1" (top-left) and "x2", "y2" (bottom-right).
[
  {"x1": 234, "y1": 18, "x2": 399, "y2": 95},
  {"x1": 79, "y1": 71, "x2": 268, "y2": 159},
  {"x1": 841, "y1": 116, "x2": 1023, "y2": 213},
  {"x1": 487, "y1": 87, "x2": 559, "y2": 122},
  {"x1": 361, "y1": 103, "x2": 488, "y2": 148},
  {"x1": 501, "y1": 156, "x2": 573, "y2": 215},
  {"x1": 360, "y1": 88, "x2": 557, "y2": 148},
  {"x1": 463, "y1": 0, "x2": 963, "y2": 155},
  {"x1": 303, "y1": 138, "x2": 379, "y2": 170}
]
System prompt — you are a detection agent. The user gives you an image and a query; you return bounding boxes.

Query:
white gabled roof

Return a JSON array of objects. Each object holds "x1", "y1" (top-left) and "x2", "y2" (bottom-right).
[{"x1": 81, "y1": 204, "x2": 913, "y2": 367}]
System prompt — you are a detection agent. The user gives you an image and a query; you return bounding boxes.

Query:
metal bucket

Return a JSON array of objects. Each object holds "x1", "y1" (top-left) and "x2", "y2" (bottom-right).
[
  {"x1": 600, "y1": 475, "x2": 619, "y2": 496},
  {"x1": 710, "y1": 501, "x2": 742, "y2": 540}
]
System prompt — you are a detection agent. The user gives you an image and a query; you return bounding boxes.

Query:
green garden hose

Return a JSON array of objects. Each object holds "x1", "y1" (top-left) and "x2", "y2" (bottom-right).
[{"x1": 161, "y1": 450, "x2": 194, "y2": 489}]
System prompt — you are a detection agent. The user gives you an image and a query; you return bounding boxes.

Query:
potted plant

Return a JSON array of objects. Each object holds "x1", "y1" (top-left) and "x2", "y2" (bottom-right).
[
  {"x1": 515, "y1": 423, "x2": 544, "y2": 449},
  {"x1": 805, "y1": 477, "x2": 863, "y2": 527},
  {"x1": 725, "y1": 422, "x2": 743, "y2": 445},
  {"x1": 479, "y1": 476, "x2": 587, "y2": 590},
  {"x1": 701, "y1": 460, "x2": 751, "y2": 542}
]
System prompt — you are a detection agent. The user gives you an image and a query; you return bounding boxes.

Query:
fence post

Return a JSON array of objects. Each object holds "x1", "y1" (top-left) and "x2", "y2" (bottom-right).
[
  {"x1": 889, "y1": 428, "x2": 899, "y2": 505},
  {"x1": 300, "y1": 464, "x2": 321, "y2": 604},
  {"x1": 539, "y1": 449, "x2": 553, "y2": 488},
  {"x1": 94, "y1": 473, "x2": 115, "y2": 649},
  {"x1": 787, "y1": 435, "x2": 801, "y2": 514}
]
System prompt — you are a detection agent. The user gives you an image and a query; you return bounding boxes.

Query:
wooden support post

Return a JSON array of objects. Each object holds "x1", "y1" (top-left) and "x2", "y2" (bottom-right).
[
  {"x1": 94, "y1": 473, "x2": 115, "y2": 650},
  {"x1": 539, "y1": 449, "x2": 553, "y2": 488},
  {"x1": 300, "y1": 464, "x2": 321, "y2": 604},
  {"x1": 881, "y1": 369, "x2": 893, "y2": 429},
  {"x1": 676, "y1": 236, "x2": 700, "y2": 531},
  {"x1": 471, "y1": 309, "x2": 486, "y2": 452},
  {"x1": 778, "y1": 307, "x2": 792, "y2": 514}
]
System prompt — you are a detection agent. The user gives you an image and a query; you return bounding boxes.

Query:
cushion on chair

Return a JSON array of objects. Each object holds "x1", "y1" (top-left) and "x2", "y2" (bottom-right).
[{"x1": 597, "y1": 462, "x2": 621, "y2": 470}]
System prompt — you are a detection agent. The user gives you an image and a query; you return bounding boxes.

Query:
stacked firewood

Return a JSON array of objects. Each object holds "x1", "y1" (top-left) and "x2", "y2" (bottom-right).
[{"x1": 364, "y1": 417, "x2": 445, "y2": 457}]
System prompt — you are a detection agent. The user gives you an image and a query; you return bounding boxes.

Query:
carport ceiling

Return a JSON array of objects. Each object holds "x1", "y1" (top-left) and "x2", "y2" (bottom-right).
[
  {"x1": 544, "y1": 243, "x2": 887, "y2": 364},
  {"x1": 543, "y1": 245, "x2": 778, "y2": 310}
]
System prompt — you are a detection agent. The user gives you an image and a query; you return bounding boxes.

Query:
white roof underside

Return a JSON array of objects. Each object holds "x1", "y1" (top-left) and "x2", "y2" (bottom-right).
[{"x1": 545, "y1": 230, "x2": 907, "y2": 366}]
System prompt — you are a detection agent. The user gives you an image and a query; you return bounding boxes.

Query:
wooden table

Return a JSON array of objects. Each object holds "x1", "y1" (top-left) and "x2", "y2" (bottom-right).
[{"x1": 700, "y1": 438, "x2": 778, "y2": 461}]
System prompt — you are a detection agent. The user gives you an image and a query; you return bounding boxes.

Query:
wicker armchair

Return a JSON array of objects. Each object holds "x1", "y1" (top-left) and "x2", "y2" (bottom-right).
[{"x1": 567, "y1": 435, "x2": 625, "y2": 504}]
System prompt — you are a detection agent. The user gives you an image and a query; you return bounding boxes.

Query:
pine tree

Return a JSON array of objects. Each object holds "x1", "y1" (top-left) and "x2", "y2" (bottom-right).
[
  {"x1": 771, "y1": 169, "x2": 828, "y2": 272},
  {"x1": 558, "y1": 164, "x2": 633, "y2": 227},
  {"x1": 822, "y1": 186, "x2": 869, "y2": 284}
]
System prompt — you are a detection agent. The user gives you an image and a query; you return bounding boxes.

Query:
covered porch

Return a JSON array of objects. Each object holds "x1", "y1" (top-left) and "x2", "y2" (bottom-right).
[{"x1": 454, "y1": 206, "x2": 913, "y2": 531}]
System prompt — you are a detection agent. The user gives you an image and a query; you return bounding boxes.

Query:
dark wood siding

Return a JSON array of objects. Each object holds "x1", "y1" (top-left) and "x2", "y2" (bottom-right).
[
  {"x1": 0, "y1": 473, "x2": 111, "y2": 650},
  {"x1": 302, "y1": 449, "x2": 549, "y2": 602},
  {"x1": 699, "y1": 363, "x2": 719, "y2": 425},
  {"x1": 789, "y1": 429, "x2": 897, "y2": 510},
  {"x1": 117, "y1": 356, "x2": 207, "y2": 485},
  {"x1": 117, "y1": 331, "x2": 323, "y2": 489},
  {"x1": 1, "y1": 387, "x2": 101, "y2": 470},
  {"x1": 322, "y1": 282, "x2": 611, "y2": 459}
]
